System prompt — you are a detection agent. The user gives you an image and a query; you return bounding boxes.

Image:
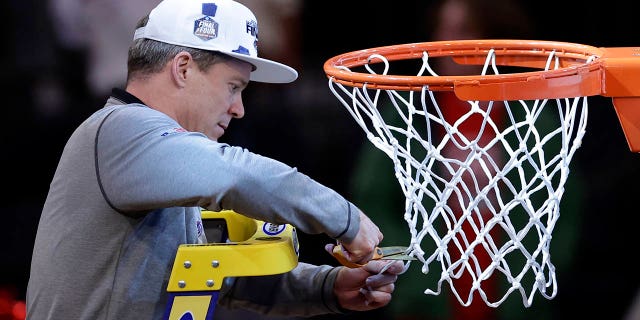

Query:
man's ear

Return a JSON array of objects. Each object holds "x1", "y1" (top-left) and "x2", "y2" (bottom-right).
[{"x1": 170, "y1": 51, "x2": 193, "y2": 88}]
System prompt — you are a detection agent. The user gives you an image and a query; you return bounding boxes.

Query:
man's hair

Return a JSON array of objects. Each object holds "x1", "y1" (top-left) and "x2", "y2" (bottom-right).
[{"x1": 127, "y1": 15, "x2": 227, "y2": 83}]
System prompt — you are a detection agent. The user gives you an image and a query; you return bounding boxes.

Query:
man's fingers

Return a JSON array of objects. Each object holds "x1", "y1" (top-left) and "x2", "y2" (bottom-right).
[
  {"x1": 365, "y1": 272, "x2": 397, "y2": 287},
  {"x1": 341, "y1": 242, "x2": 376, "y2": 265},
  {"x1": 349, "y1": 250, "x2": 374, "y2": 265},
  {"x1": 330, "y1": 242, "x2": 374, "y2": 266},
  {"x1": 324, "y1": 243, "x2": 335, "y2": 255},
  {"x1": 359, "y1": 285, "x2": 394, "y2": 307},
  {"x1": 361, "y1": 260, "x2": 406, "y2": 289},
  {"x1": 364, "y1": 260, "x2": 406, "y2": 275}
]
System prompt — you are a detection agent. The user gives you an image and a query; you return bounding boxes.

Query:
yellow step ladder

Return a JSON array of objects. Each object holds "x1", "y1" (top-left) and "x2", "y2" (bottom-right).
[{"x1": 163, "y1": 210, "x2": 299, "y2": 320}]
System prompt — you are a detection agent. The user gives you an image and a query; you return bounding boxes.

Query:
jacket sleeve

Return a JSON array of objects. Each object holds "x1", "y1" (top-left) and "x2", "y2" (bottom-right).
[
  {"x1": 96, "y1": 106, "x2": 359, "y2": 242},
  {"x1": 216, "y1": 263, "x2": 347, "y2": 317}
]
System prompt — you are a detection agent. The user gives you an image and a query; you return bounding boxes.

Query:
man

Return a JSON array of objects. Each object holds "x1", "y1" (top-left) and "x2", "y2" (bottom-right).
[{"x1": 26, "y1": 0, "x2": 404, "y2": 319}]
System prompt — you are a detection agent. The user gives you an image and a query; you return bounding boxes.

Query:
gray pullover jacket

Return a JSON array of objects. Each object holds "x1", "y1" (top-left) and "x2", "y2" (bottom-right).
[{"x1": 26, "y1": 89, "x2": 358, "y2": 319}]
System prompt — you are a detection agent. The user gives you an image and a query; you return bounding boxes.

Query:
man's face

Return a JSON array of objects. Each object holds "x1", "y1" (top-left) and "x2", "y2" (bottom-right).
[{"x1": 180, "y1": 57, "x2": 251, "y2": 141}]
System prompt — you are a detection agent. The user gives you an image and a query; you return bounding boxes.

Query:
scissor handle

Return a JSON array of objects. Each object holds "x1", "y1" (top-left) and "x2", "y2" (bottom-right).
[{"x1": 331, "y1": 245, "x2": 384, "y2": 268}]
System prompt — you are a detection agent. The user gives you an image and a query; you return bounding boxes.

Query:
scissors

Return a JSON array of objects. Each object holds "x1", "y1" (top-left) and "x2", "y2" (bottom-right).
[{"x1": 331, "y1": 244, "x2": 415, "y2": 268}]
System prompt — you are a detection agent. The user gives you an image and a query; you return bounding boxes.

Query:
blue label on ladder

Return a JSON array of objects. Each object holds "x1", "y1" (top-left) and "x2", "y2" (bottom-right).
[{"x1": 163, "y1": 291, "x2": 219, "y2": 320}]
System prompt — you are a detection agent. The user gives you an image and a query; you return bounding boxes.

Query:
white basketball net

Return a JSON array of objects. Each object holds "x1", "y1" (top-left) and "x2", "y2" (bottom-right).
[{"x1": 328, "y1": 49, "x2": 591, "y2": 307}]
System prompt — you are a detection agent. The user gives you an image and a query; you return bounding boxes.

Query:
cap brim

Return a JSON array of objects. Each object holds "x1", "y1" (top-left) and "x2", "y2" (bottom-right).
[{"x1": 225, "y1": 52, "x2": 298, "y2": 84}]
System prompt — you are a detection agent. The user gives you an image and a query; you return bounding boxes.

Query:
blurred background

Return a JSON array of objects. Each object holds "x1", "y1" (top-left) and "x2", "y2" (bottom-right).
[{"x1": 1, "y1": 0, "x2": 639, "y2": 319}]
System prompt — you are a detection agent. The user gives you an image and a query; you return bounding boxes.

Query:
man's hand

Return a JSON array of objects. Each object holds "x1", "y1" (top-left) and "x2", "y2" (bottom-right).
[
  {"x1": 338, "y1": 210, "x2": 383, "y2": 265},
  {"x1": 328, "y1": 251, "x2": 406, "y2": 311}
]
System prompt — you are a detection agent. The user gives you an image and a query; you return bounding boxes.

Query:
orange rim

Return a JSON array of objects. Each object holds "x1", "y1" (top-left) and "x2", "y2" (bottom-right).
[
  {"x1": 324, "y1": 39, "x2": 640, "y2": 152},
  {"x1": 323, "y1": 39, "x2": 640, "y2": 100}
]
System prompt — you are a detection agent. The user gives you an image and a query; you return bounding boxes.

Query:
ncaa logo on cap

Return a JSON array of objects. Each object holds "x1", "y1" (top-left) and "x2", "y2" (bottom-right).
[
  {"x1": 194, "y1": 4, "x2": 219, "y2": 41},
  {"x1": 134, "y1": 0, "x2": 298, "y2": 83}
]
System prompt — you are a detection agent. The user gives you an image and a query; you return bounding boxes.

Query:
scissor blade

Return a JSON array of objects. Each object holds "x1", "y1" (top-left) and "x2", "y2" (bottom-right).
[
  {"x1": 377, "y1": 246, "x2": 416, "y2": 261},
  {"x1": 332, "y1": 245, "x2": 416, "y2": 268}
]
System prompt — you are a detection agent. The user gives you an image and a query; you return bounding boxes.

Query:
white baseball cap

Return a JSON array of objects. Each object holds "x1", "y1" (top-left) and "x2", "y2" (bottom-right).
[{"x1": 133, "y1": 0, "x2": 298, "y2": 83}]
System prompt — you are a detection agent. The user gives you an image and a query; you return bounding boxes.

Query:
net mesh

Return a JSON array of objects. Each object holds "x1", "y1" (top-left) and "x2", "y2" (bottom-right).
[{"x1": 327, "y1": 49, "x2": 591, "y2": 307}]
